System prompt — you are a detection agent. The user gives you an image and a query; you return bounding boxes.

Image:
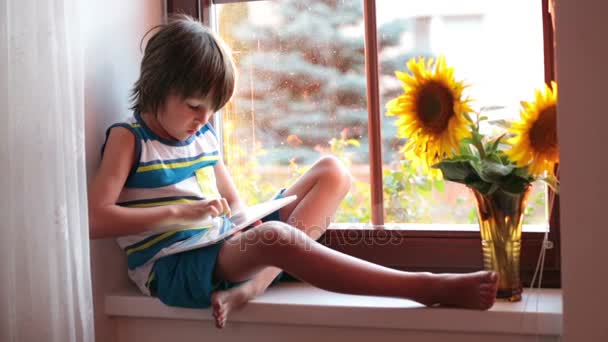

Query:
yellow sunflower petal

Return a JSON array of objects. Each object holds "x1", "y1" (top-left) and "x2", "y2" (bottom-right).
[
  {"x1": 506, "y1": 82, "x2": 559, "y2": 177},
  {"x1": 385, "y1": 55, "x2": 473, "y2": 178}
]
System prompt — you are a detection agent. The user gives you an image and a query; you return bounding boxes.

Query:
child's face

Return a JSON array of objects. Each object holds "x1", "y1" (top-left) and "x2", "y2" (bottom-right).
[{"x1": 157, "y1": 93, "x2": 215, "y2": 141}]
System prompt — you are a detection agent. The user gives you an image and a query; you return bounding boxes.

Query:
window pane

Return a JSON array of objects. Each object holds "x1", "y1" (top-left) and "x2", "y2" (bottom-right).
[
  {"x1": 377, "y1": 0, "x2": 548, "y2": 225},
  {"x1": 216, "y1": 1, "x2": 372, "y2": 222},
  {"x1": 217, "y1": 0, "x2": 548, "y2": 227}
]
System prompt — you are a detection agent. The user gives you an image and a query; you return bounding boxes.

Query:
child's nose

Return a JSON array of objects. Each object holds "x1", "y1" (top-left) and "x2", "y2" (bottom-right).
[
  {"x1": 195, "y1": 111, "x2": 211, "y2": 125},
  {"x1": 194, "y1": 112, "x2": 212, "y2": 126},
  {"x1": 201, "y1": 111, "x2": 213, "y2": 123}
]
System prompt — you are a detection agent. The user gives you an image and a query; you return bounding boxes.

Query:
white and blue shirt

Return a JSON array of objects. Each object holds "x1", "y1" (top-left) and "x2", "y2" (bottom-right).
[{"x1": 103, "y1": 112, "x2": 223, "y2": 295}]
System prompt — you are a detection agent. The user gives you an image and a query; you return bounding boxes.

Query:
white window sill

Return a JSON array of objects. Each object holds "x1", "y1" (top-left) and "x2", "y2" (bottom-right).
[{"x1": 105, "y1": 283, "x2": 562, "y2": 337}]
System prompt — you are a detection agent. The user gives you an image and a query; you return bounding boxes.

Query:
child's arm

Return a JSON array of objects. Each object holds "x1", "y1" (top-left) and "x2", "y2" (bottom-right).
[
  {"x1": 214, "y1": 159, "x2": 247, "y2": 214},
  {"x1": 88, "y1": 127, "x2": 228, "y2": 239}
]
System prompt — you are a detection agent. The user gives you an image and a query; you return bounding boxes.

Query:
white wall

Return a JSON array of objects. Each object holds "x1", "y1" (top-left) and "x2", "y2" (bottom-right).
[
  {"x1": 556, "y1": 1, "x2": 608, "y2": 341},
  {"x1": 84, "y1": 2, "x2": 165, "y2": 341}
]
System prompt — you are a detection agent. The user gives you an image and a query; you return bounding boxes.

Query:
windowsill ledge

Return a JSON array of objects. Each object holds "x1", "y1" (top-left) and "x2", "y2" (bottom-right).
[{"x1": 105, "y1": 283, "x2": 562, "y2": 336}]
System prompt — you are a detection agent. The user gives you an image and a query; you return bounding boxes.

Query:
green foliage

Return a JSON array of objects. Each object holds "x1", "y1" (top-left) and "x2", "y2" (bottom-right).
[
  {"x1": 285, "y1": 129, "x2": 373, "y2": 222},
  {"x1": 228, "y1": 127, "x2": 442, "y2": 223},
  {"x1": 383, "y1": 159, "x2": 437, "y2": 222},
  {"x1": 432, "y1": 111, "x2": 557, "y2": 195},
  {"x1": 336, "y1": 179, "x2": 372, "y2": 223}
]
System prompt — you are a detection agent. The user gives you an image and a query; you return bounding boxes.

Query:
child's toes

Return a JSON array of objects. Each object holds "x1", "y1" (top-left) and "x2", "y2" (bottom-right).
[
  {"x1": 488, "y1": 272, "x2": 498, "y2": 283},
  {"x1": 218, "y1": 316, "x2": 227, "y2": 329},
  {"x1": 214, "y1": 314, "x2": 224, "y2": 329}
]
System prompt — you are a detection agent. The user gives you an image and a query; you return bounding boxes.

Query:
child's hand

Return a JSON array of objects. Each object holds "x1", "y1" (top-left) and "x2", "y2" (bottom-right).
[{"x1": 174, "y1": 198, "x2": 231, "y2": 224}]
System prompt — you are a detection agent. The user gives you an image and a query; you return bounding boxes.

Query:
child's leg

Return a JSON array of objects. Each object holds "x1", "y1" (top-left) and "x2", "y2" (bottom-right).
[
  {"x1": 243, "y1": 157, "x2": 351, "y2": 288},
  {"x1": 212, "y1": 156, "x2": 350, "y2": 326},
  {"x1": 211, "y1": 222, "x2": 498, "y2": 328},
  {"x1": 278, "y1": 156, "x2": 352, "y2": 237}
]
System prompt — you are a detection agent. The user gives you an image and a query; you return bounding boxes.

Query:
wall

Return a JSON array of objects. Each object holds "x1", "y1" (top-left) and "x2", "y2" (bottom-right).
[
  {"x1": 83, "y1": 2, "x2": 165, "y2": 341},
  {"x1": 556, "y1": 0, "x2": 608, "y2": 341}
]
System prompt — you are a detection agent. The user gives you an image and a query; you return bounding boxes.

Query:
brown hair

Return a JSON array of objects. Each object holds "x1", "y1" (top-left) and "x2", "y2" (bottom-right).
[{"x1": 130, "y1": 14, "x2": 236, "y2": 114}]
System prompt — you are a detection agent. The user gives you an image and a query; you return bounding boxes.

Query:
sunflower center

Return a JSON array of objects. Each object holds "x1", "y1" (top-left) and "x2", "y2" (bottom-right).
[
  {"x1": 416, "y1": 81, "x2": 455, "y2": 134},
  {"x1": 529, "y1": 105, "x2": 558, "y2": 155}
]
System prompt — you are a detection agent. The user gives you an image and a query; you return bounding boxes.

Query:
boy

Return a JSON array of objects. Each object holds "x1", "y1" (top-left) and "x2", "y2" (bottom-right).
[{"x1": 88, "y1": 15, "x2": 497, "y2": 329}]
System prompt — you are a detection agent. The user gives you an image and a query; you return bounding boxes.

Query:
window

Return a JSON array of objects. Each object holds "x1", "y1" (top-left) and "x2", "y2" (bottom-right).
[
  {"x1": 376, "y1": 1, "x2": 549, "y2": 227},
  {"x1": 168, "y1": 0, "x2": 560, "y2": 287}
]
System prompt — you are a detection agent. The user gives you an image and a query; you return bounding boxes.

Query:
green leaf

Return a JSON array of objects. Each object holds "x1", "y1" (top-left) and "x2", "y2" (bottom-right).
[
  {"x1": 469, "y1": 131, "x2": 486, "y2": 158},
  {"x1": 432, "y1": 159, "x2": 478, "y2": 184},
  {"x1": 500, "y1": 153, "x2": 513, "y2": 166},
  {"x1": 477, "y1": 159, "x2": 514, "y2": 183},
  {"x1": 468, "y1": 179, "x2": 493, "y2": 194},
  {"x1": 486, "y1": 133, "x2": 507, "y2": 154},
  {"x1": 448, "y1": 154, "x2": 478, "y2": 162},
  {"x1": 459, "y1": 142, "x2": 476, "y2": 157},
  {"x1": 486, "y1": 153, "x2": 503, "y2": 164},
  {"x1": 513, "y1": 166, "x2": 532, "y2": 179},
  {"x1": 471, "y1": 130, "x2": 483, "y2": 142},
  {"x1": 498, "y1": 174, "x2": 530, "y2": 194},
  {"x1": 461, "y1": 137, "x2": 476, "y2": 146}
]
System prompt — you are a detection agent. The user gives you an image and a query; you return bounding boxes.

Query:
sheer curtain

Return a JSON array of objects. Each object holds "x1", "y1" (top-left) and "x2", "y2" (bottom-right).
[{"x1": 0, "y1": 1, "x2": 94, "y2": 341}]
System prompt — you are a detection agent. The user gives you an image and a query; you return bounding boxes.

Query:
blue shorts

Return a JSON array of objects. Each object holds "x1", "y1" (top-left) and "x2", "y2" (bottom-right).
[{"x1": 149, "y1": 190, "x2": 287, "y2": 309}]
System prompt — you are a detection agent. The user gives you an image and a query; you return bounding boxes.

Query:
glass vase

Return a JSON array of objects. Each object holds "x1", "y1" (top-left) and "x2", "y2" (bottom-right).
[{"x1": 471, "y1": 185, "x2": 532, "y2": 302}]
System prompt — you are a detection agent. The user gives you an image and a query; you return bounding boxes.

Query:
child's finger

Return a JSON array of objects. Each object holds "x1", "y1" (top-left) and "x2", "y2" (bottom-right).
[
  {"x1": 206, "y1": 206, "x2": 220, "y2": 218},
  {"x1": 219, "y1": 198, "x2": 231, "y2": 217},
  {"x1": 202, "y1": 200, "x2": 221, "y2": 218}
]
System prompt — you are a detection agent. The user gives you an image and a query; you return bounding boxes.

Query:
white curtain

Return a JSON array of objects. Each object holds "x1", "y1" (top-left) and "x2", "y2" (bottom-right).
[{"x1": 0, "y1": 0, "x2": 95, "y2": 341}]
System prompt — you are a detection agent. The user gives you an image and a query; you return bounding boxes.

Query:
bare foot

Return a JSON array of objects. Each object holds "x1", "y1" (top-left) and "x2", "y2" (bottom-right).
[
  {"x1": 210, "y1": 282, "x2": 257, "y2": 329},
  {"x1": 421, "y1": 271, "x2": 498, "y2": 310}
]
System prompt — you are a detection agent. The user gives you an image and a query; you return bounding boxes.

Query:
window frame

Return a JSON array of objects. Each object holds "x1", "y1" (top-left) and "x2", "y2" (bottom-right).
[{"x1": 167, "y1": 0, "x2": 561, "y2": 288}]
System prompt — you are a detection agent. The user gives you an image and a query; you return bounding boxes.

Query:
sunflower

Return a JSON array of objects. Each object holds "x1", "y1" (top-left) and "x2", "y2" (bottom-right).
[
  {"x1": 506, "y1": 81, "x2": 559, "y2": 177},
  {"x1": 386, "y1": 56, "x2": 473, "y2": 178}
]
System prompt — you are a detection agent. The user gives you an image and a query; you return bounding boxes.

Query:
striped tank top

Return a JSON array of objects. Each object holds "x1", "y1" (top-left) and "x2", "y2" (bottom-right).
[{"x1": 104, "y1": 112, "x2": 222, "y2": 295}]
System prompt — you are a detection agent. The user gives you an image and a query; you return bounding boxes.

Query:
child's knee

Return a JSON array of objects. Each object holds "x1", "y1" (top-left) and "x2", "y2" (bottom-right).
[
  {"x1": 317, "y1": 156, "x2": 351, "y2": 193},
  {"x1": 254, "y1": 221, "x2": 307, "y2": 248}
]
